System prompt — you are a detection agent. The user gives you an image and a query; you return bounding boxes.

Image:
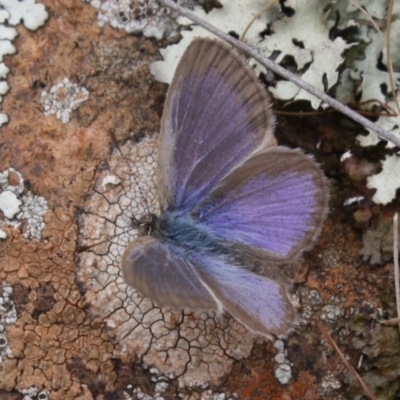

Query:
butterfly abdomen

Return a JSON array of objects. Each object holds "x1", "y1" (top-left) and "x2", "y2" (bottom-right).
[{"x1": 159, "y1": 211, "x2": 228, "y2": 256}]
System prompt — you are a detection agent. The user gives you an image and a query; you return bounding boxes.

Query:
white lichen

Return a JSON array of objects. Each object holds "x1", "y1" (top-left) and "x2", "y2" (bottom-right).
[
  {"x1": 352, "y1": 2, "x2": 400, "y2": 149},
  {"x1": 273, "y1": 339, "x2": 292, "y2": 385},
  {"x1": 367, "y1": 154, "x2": 400, "y2": 205},
  {"x1": 127, "y1": 383, "x2": 237, "y2": 400},
  {"x1": 78, "y1": 137, "x2": 257, "y2": 388},
  {"x1": 0, "y1": 284, "x2": 16, "y2": 364},
  {"x1": 320, "y1": 374, "x2": 341, "y2": 391},
  {"x1": 0, "y1": 190, "x2": 22, "y2": 219},
  {"x1": 102, "y1": 174, "x2": 122, "y2": 190},
  {"x1": 0, "y1": 0, "x2": 48, "y2": 126},
  {"x1": 340, "y1": 151, "x2": 352, "y2": 162},
  {"x1": 264, "y1": 0, "x2": 353, "y2": 109},
  {"x1": 357, "y1": 96, "x2": 400, "y2": 149},
  {"x1": 150, "y1": 0, "x2": 276, "y2": 84},
  {"x1": 17, "y1": 192, "x2": 48, "y2": 240},
  {"x1": 320, "y1": 297, "x2": 343, "y2": 322},
  {"x1": 86, "y1": 0, "x2": 180, "y2": 40},
  {"x1": 343, "y1": 196, "x2": 364, "y2": 206},
  {"x1": 150, "y1": 0, "x2": 352, "y2": 109},
  {"x1": 41, "y1": 77, "x2": 89, "y2": 124},
  {"x1": 19, "y1": 384, "x2": 49, "y2": 400},
  {"x1": 0, "y1": 168, "x2": 48, "y2": 240},
  {"x1": 0, "y1": 0, "x2": 48, "y2": 30}
]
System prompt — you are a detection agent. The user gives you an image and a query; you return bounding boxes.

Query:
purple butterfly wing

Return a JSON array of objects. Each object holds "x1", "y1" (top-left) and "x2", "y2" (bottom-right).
[
  {"x1": 190, "y1": 252, "x2": 296, "y2": 337},
  {"x1": 194, "y1": 148, "x2": 329, "y2": 261},
  {"x1": 158, "y1": 38, "x2": 276, "y2": 214},
  {"x1": 122, "y1": 236, "x2": 220, "y2": 310}
]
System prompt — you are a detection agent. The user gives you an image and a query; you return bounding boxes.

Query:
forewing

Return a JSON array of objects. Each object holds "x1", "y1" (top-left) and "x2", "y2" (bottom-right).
[
  {"x1": 158, "y1": 38, "x2": 276, "y2": 213},
  {"x1": 190, "y1": 253, "x2": 296, "y2": 337},
  {"x1": 121, "y1": 236, "x2": 219, "y2": 310},
  {"x1": 195, "y1": 148, "x2": 329, "y2": 261}
]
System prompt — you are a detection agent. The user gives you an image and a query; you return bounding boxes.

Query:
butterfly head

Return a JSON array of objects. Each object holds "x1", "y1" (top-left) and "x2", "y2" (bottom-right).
[{"x1": 132, "y1": 213, "x2": 160, "y2": 237}]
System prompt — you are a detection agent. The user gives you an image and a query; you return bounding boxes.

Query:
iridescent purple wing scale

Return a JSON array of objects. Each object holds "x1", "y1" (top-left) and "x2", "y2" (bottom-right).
[
  {"x1": 158, "y1": 38, "x2": 276, "y2": 213},
  {"x1": 190, "y1": 253, "x2": 296, "y2": 337},
  {"x1": 195, "y1": 147, "x2": 329, "y2": 261}
]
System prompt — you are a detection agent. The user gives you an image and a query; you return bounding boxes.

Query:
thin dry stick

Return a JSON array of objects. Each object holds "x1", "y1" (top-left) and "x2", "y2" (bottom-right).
[
  {"x1": 162, "y1": 0, "x2": 400, "y2": 148},
  {"x1": 317, "y1": 322, "x2": 378, "y2": 400},
  {"x1": 240, "y1": 0, "x2": 279, "y2": 41},
  {"x1": 349, "y1": 0, "x2": 399, "y2": 114},
  {"x1": 347, "y1": 0, "x2": 382, "y2": 34},
  {"x1": 393, "y1": 213, "x2": 400, "y2": 332},
  {"x1": 385, "y1": 0, "x2": 400, "y2": 114},
  {"x1": 380, "y1": 317, "x2": 400, "y2": 326}
]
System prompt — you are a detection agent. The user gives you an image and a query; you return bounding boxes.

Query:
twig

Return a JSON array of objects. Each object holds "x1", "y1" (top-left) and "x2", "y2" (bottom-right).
[
  {"x1": 380, "y1": 317, "x2": 400, "y2": 326},
  {"x1": 347, "y1": 0, "x2": 382, "y2": 34},
  {"x1": 317, "y1": 322, "x2": 378, "y2": 400},
  {"x1": 162, "y1": 0, "x2": 400, "y2": 148},
  {"x1": 240, "y1": 0, "x2": 279, "y2": 41},
  {"x1": 393, "y1": 213, "x2": 400, "y2": 332}
]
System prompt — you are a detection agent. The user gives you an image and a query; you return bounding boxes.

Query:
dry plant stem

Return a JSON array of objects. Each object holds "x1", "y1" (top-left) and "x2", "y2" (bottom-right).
[
  {"x1": 317, "y1": 322, "x2": 378, "y2": 400},
  {"x1": 393, "y1": 213, "x2": 400, "y2": 332},
  {"x1": 240, "y1": 0, "x2": 279, "y2": 41},
  {"x1": 347, "y1": 0, "x2": 382, "y2": 34},
  {"x1": 349, "y1": 0, "x2": 399, "y2": 113},
  {"x1": 380, "y1": 317, "x2": 400, "y2": 326},
  {"x1": 162, "y1": 0, "x2": 400, "y2": 148},
  {"x1": 385, "y1": 0, "x2": 400, "y2": 113}
]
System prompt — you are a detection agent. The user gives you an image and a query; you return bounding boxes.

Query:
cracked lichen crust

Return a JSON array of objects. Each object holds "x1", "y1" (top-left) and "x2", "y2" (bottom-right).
[{"x1": 78, "y1": 137, "x2": 256, "y2": 387}]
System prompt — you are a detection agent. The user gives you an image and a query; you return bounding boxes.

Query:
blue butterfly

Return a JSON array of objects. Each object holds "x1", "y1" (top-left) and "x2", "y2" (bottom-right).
[{"x1": 122, "y1": 38, "x2": 329, "y2": 338}]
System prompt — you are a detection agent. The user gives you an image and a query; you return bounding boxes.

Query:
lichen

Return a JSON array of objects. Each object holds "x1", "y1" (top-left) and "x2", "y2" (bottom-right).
[
  {"x1": 19, "y1": 384, "x2": 49, "y2": 400},
  {"x1": 0, "y1": 168, "x2": 48, "y2": 241},
  {"x1": 78, "y1": 136, "x2": 258, "y2": 388},
  {"x1": 359, "y1": 217, "x2": 400, "y2": 265},
  {"x1": 273, "y1": 339, "x2": 292, "y2": 385},
  {"x1": 150, "y1": 0, "x2": 278, "y2": 84},
  {"x1": 366, "y1": 154, "x2": 400, "y2": 205},
  {"x1": 148, "y1": 0, "x2": 400, "y2": 208},
  {"x1": 0, "y1": 284, "x2": 16, "y2": 364},
  {"x1": 0, "y1": 0, "x2": 48, "y2": 125},
  {"x1": 41, "y1": 78, "x2": 90, "y2": 124},
  {"x1": 86, "y1": 0, "x2": 180, "y2": 40},
  {"x1": 0, "y1": 0, "x2": 48, "y2": 30},
  {"x1": 348, "y1": 301, "x2": 400, "y2": 400}
]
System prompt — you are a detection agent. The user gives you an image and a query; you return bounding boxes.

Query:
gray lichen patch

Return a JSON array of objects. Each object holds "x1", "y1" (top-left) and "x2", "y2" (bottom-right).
[
  {"x1": 78, "y1": 137, "x2": 257, "y2": 387},
  {"x1": 87, "y1": 0, "x2": 180, "y2": 40},
  {"x1": 0, "y1": 284, "x2": 17, "y2": 364},
  {"x1": 41, "y1": 78, "x2": 90, "y2": 124},
  {"x1": 19, "y1": 384, "x2": 49, "y2": 400},
  {"x1": 360, "y1": 218, "x2": 399, "y2": 265},
  {"x1": 0, "y1": 168, "x2": 48, "y2": 240}
]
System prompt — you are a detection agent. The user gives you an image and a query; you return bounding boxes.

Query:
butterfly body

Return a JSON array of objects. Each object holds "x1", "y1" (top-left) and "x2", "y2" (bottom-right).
[
  {"x1": 159, "y1": 211, "x2": 225, "y2": 254},
  {"x1": 122, "y1": 38, "x2": 329, "y2": 338}
]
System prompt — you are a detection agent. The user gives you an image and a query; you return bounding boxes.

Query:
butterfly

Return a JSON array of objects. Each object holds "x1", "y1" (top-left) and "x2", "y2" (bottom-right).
[{"x1": 121, "y1": 38, "x2": 329, "y2": 338}]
